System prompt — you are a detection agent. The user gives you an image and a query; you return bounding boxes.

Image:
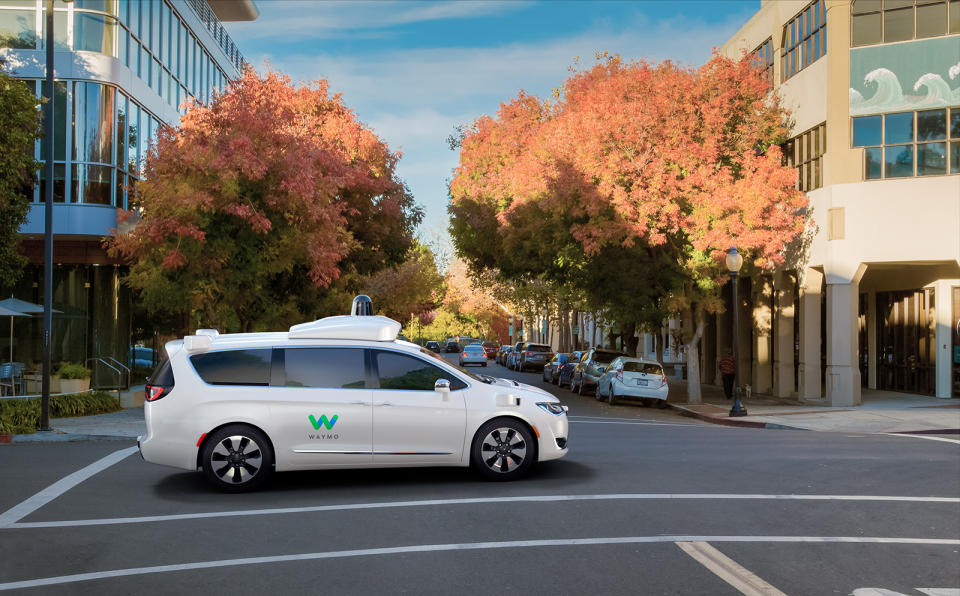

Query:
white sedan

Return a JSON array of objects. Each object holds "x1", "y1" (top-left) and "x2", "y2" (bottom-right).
[
  {"x1": 595, "y1": 357, "x2": 669, "y2": 407},
  {"x1": 459, "y1": 344, "x2": 488, "y2": 367}
]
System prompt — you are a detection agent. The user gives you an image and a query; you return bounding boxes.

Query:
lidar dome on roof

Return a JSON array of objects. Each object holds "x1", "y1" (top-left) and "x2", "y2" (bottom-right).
[{"x1": 288, "y1": 315, "x2": 401, "y2": 341}]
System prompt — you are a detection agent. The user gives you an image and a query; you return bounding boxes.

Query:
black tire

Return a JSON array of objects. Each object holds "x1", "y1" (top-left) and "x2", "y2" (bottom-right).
[
  {"x1": 470, "y1": 418, "x2": 537, "y2": 481},
  {"x1": 608, "y1": 390, "x2": 617, "y2": 406},
  {"x1": 542, "y1": 370, "x2": 548, "y2": 382},
  {"x1": 656, "y1": 400, "x2": 669, "y2": 409},
  {"x1": 200, "y1": 424, "x2": 274, "y2": 493},
  {"x1": 577, "y1": 377, "x2": 586, "y2": 396}
]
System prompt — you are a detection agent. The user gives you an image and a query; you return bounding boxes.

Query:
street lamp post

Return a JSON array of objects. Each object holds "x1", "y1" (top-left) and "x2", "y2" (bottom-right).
[{"x1": 726, "y1": 247, "x2": 747, "y2": 417}]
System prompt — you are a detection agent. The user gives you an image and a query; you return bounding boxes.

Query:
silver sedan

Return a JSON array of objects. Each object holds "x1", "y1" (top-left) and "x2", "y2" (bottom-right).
[{"x1": 459, "y1": 344, "x2": 488, "y2": 367}]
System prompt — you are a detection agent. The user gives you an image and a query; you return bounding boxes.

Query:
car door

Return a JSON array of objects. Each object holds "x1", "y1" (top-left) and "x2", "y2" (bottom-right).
[
  {"x1": 268, "y1": 347, "x2": 373, "y2": 469},
  {"x1": 370, "y1": 349, "x2": 467, "y2": 465}
]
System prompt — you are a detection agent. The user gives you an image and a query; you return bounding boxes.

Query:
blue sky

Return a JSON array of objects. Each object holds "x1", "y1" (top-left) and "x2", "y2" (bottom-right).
[{"x1": 227, "y1": 0, "x2": 760, "y2": 243}]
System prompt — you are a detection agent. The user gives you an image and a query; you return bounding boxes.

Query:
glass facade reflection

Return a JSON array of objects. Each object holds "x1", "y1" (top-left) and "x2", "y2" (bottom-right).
[{"x1": 1, "y1": 0, "x2": 251, "y2": 377}]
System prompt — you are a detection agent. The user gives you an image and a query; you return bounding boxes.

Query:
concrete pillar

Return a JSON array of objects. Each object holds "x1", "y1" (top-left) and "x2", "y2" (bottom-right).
[
  {"x1": 866, "y1": 290, "x2": 878, "y2": 389},
  {"x1": 825, "y1": 269, "x2": 866, "y2": 407},
  {"x1": 752, "y1": 275, "x2": 773, "y2": 395},
  {"x1": 773, "y1": 271, "x2": 796, "y2": 398},
  {"x1": 934, "y1": 279, "x2": 956, "y2": 398},
  {"x1": 799, "y1": 268, "x2": 824, "y2": 401}
]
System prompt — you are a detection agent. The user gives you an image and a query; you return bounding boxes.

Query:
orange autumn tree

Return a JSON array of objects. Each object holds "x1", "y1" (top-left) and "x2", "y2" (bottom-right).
[
  {"x1": 109, "y1": 69, "x2": 420, "y2": 332},
  {"x1": 450, "y1": 53, "x2": 807, "y2": 402}
]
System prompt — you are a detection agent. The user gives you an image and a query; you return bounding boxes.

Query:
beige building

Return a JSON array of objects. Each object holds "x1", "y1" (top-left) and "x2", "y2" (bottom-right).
[{"x1": 708, "y1": 0, "x2": 960, "y2": 404}]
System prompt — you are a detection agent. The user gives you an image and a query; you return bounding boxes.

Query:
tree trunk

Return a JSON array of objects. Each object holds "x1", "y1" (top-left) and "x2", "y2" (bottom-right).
[
  {"x1": 683, "y1": 308, "x2": 706, "y2": 404},
  {"x1": 656, "y1": 322, "x2": 666, "y2": 364},
  {"x1": 621, "y1": 321, "x2": 639, "y2": 356}
]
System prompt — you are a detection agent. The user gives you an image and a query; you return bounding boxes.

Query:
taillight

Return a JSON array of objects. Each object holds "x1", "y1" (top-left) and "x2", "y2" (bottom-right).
[
  {"x1": 145, "y1": 384, "x2": 171, "y2": 402},
  {"x1": 462, "y1": 352, "x2": 468, "y2": 357},
  {"x1": 661, "y1": 374, "x2": 668, "y2": 386},
  {"x1": 525, "y1": 351, "x2": 533, "y2": 356}
]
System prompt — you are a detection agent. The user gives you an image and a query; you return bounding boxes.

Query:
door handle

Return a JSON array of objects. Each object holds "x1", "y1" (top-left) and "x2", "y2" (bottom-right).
[
  {"x1": 376, "y1": 402, "x2": 392, "y2": 407},
  {"x1": 351, "y1": 400, "x2": 367, "y2": 406}
]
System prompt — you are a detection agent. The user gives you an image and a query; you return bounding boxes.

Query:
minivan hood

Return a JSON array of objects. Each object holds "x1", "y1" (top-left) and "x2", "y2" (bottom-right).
[{"x1": 491, "y1": 377, "x2": 557, "y2": 400}]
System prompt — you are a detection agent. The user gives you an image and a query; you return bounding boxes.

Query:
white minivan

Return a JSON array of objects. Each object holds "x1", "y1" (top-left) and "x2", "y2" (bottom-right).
[{"x1": 138, "y1": 306, "x2": 569, "y2": 492}]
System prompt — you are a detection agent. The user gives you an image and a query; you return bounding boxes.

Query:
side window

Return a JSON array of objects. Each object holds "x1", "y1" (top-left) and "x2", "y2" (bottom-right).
[
  {"x1": 190, "y1": 349, "x2": 271, "y2": 385},
  {"x1": 282, "y1": 348, "x2": 367, "y2": 389},
  {"x1": 375, "y1": 350, "x2": 467, "y2": 391}
]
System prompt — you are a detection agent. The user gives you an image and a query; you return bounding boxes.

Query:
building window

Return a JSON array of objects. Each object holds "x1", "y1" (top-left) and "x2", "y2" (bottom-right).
[
  {"x1": 853, "y1": 108, "x2": 960, "y2": 179},
  {"x1": 852, "y1": 0, "x2": 960, "y2": 46},
  {"x1": 0, "y1": 7, "x2": 36, "y2": 49},
  {"x1": 750, "y1": 37, "x2": 775, "y2": 87},
  {"x1": 783, "y1": 122, "x2": 827, "y2": 191},
  {"x1": 782, "y1": 0, "x2": 826, "y2": 81}
]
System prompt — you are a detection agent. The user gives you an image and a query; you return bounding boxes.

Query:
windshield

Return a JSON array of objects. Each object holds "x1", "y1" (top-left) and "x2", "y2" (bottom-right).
[
  {"x1": 420, "y1": 347, "x2": 492, "y2": 383},
  {"x1": 526, "y1": 344, "x2": 551, "y2": 352},
  {"x1": 464, "y1": 345, "x2": 484, "y2": 352}
]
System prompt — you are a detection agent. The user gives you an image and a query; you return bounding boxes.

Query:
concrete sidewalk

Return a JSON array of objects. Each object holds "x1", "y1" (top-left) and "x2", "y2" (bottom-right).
[
  {"x1": 9, "y1": 407, "x2": 145, "y2": 442},
  {"x1": 668, "y1": 381, "x2": 960, "y2": 434}
]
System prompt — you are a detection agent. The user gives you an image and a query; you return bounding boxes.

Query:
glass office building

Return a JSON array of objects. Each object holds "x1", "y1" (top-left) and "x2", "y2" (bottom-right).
[{"x1": 0, "y1": 0, "x2": 257, "y2": 376}]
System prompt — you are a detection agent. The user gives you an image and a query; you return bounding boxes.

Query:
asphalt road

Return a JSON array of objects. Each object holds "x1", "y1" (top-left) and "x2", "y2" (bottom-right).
[{"x1": 0, "y1": 355, "x2": 957, "y2": 595}]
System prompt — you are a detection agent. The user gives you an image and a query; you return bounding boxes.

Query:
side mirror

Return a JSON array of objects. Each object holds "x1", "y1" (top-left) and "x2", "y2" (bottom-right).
[{"x1": 435, "y1": 378, "x2": 451, "y2": 399}]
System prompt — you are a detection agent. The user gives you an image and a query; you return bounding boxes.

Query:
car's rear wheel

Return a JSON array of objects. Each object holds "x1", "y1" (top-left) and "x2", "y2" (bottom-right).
[
  {"x1": 577, "y1": 377, "x2": 586, "y2": 395},
  {"x1": 608, "y1": 389, "x2": 617, "y2": 406},
  {"x1": 471, "y1": 418, "x2": 536, "y2": 481},
  {"x1": 201, "y1": 424, "x2": 273, "y2": 493}
]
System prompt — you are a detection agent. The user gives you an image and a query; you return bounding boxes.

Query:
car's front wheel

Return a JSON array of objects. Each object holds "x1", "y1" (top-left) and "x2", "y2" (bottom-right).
[
  {"x1": 471, "y1": 418, "x2": 536, "y2": 481},
  {"x1": 608, "y1": 388, "x2": 617, "y2": 406},
  {"x1": 201, "y1": 424, "x2": 273, "y2": 493},
  {"x1": 577, "y1": 377, "x2": 586, "y2": 396}
]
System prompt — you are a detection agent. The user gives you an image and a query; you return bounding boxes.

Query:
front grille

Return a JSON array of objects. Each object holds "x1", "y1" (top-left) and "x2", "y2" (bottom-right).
[{"x1": 556, "y1": 437, "x2": 567, "y2": 449}]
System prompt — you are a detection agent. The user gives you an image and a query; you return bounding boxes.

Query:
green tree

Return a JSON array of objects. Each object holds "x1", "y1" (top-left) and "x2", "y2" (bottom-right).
[{"x1": 0, "y1": 63, "x2": 40, "y2": 287}]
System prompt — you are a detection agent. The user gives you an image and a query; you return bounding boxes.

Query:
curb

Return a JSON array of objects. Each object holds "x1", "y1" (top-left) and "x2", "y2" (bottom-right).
[
  {"x1": 6, "y1": 432, "x2": 137, "y2": 443},
  {"x1": 668, "y1": 404, "x2": 807, "y2": 432}
]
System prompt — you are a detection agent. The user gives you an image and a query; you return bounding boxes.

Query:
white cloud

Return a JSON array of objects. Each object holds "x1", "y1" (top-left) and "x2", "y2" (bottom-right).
[{"x1": 230, "y1": 1, "x2": 526, "y2": 40}]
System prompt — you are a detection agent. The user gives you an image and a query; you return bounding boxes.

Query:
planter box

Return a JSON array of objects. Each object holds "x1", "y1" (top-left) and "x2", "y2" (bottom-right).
[{"x1": 58, "y1": 378, "x2": 90, "y2": 394}]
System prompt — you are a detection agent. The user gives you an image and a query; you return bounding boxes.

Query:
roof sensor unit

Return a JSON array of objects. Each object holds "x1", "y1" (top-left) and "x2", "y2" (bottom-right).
[{"x1": 351, "y1": 294, "x2": 373, "y2": 316}]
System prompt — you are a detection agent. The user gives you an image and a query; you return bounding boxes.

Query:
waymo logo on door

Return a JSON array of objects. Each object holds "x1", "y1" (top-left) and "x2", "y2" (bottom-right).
[{"x1": 308, "y1": 414, "x2": 338, "y2": 430}]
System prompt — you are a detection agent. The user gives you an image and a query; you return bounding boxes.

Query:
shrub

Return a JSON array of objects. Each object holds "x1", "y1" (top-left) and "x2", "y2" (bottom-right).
[
  {"x1": 56, "y1": 363, "x2": 91, "y2": 380},
  {"x1": 0, "y1": 391, "x2": 121, "y2": 434}
]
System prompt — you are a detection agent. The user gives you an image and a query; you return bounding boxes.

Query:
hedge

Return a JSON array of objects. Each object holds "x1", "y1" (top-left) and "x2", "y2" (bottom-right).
[{"x1": 0, "y1": 391, "x2": 122, "y2": 435}]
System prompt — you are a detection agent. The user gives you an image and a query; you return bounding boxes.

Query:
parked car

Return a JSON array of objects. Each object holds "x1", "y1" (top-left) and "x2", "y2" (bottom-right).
[
  {"x1": 571, "y1": 348, "x2": 623, "y2": 395},
  {"x1": 497, "y1": 345, "x2": 512, "y2": 365},
  {"x1": 596, "y1": 357, "x2": 669, "y2": 407},
  {"x1": 556, "y1": 351, "x2": 584, "y2": 387},
  {"x1": 506, "y1": 341, "x2": 525, "y2": 370},
  {"x1": 543, "y1": 353, "x2": 570, "y2": 383},
  {"x1": 481, "y1": 341, "x2": 499, "y2": 359},
  {"x1": 424, "y1": 341, "x2": 441, "y2": 352},
  {"x1": 446, "y1": 340, "x2": 461, "y2": 353},
  {"x1": 459, "y1": 344, "x2": 488, "y2": 367},
  {"x1": 139, "y1": 298, "x2": 569, "y2": 492},
  {"x1": 516, "y1": 343, "x2": 554, "y2": 372}
]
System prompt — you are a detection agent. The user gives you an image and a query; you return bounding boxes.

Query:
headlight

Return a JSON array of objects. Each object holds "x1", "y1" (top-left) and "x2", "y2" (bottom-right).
[{"x1": 536, "y1": 402, "x2": 568, "y2": 416}]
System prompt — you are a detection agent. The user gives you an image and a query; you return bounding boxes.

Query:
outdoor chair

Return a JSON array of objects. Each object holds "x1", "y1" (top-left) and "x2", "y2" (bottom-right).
[{"x1": 0, "y1": 363, "x2": 14, "y2": 396}]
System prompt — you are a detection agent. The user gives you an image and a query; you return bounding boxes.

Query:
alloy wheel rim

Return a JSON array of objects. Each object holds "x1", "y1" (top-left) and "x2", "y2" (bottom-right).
[
  {"x1": 480, "y1": 427, "x2": 527, "y2": 473},
  {"x1": 210, "y1": 435, "x2": 263, "y2": 484}
]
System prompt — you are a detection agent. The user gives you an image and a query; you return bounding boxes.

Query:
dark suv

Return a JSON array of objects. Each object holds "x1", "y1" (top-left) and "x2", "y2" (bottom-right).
[
  {"x1": 571, "y1": 348, "x2": 623, "y2": 395},
  {"x1": 517, "y1": 342, "x2": 554, "y2": 372}
]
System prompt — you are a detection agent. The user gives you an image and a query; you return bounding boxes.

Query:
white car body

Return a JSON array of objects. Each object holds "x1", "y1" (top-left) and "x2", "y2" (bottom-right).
[
  {"x1": 597, "y1": 357, "x2": 669, "y2": 402},
  {"x1": 138, "y1": 315, "x2": 568, "y2": 488},
  {"x1": 458, "y1": 344, "x2": 488, "y2": 367}
]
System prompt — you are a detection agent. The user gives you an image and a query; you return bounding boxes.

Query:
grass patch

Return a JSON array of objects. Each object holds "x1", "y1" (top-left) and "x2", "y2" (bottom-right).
[{"x1": 0, "y1": 391, "x2": 122, "y2": 435}]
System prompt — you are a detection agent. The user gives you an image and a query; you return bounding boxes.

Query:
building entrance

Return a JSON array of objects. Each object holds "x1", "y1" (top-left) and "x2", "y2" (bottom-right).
[{"x1": 877, "y1": 289, "x2": 937, "y2": 396}]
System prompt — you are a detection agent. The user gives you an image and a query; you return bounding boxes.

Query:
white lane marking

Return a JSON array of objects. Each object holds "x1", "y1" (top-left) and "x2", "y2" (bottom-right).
[
  {"x1": 0, "y1": 446, "x2": 138, "y2": 528},
  {"x1": 7, "y1": 493, "x2": 958, "y2": 529},
  {"x1": 676, "y1": 541, "x2": 787, "y2": 596},
  {"x1": 887, "y1": 434, "x2": 960, "y2": 445},
  {"x1": 0, "y1": 535, "x2": 956, "y2": 592}
]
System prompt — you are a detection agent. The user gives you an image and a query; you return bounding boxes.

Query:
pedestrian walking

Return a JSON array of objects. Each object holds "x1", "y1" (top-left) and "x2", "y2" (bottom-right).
[{"x1": 719, "y1": 349, "x2": 736, "y2": 400}]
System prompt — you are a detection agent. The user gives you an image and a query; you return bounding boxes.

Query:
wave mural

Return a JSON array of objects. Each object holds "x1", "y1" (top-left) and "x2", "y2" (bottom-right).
[{"x1": 849, "y1": 66, "x2": 960, "y2": 115}]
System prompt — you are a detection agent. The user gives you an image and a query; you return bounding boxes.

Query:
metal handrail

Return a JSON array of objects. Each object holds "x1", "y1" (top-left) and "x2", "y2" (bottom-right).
[
  {"x1": 86, "y1": 357, "x2": 124, "y2": 391},
  {"x1": 103, "y1": 357, "x2": 130, "y2": 390}
]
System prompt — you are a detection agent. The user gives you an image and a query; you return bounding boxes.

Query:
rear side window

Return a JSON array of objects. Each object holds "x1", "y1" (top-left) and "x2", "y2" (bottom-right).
[
  {"x1": 623, "y1": 362, "x2": 663, "y2": 374},
  {"x1": 190, "y1": 349, "x2": 272, "y2": 386},
  {"x1": 282, "y1": 348, "x2": 366, "y2": 388},
  {"x1": 375, "y1": 350, "x2": 467, "y2": 391},
  {"x1": 593, "y1": 351, "x2": 621, "y2": 364},
  {"x1": 148, "y1": 358, "x2": 174, "y2": 386}
]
